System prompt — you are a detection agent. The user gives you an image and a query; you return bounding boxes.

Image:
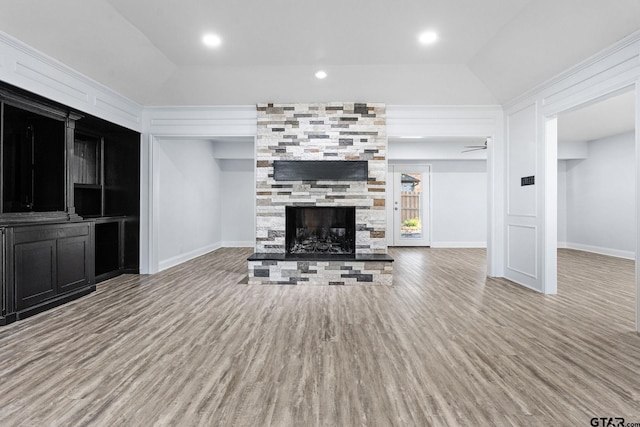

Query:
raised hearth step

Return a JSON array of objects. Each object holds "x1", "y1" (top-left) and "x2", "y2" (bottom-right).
[{"x1": 247, "y1": 253, "x2": 393, "y2": 262}]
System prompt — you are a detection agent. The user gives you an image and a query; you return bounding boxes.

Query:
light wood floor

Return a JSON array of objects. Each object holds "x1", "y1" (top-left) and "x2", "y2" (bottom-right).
[{"x1": 0, "y1": 248, "x2": 638, "y2": 426}]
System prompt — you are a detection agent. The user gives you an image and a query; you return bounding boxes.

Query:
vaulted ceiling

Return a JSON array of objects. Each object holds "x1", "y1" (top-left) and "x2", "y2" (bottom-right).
[{"x1": 1, "y1": 0, "x2": 640, "y2": 106}]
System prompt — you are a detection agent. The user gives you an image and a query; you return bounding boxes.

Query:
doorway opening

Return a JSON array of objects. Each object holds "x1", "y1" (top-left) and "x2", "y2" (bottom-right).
[
  {"x1": 554, "y1": 88, "x2": 636, "y2": 328},
  {"x1": 386, "y1": 137, "x2": 490, "y2": 251},
  {"x1": 152, "y1": 136, "x2": 255, "y2": 272}
]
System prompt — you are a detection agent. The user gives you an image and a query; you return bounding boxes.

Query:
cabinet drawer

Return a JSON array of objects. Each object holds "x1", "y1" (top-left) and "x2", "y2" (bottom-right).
[{"x1": 13, "y1": 223, "x2": 90, "y2": 244}]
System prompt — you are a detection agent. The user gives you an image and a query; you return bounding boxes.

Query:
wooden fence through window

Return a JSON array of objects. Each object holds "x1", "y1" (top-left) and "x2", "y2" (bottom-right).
[{"x1": 401, "y1": 192, "x2": 420, "y2": 222}]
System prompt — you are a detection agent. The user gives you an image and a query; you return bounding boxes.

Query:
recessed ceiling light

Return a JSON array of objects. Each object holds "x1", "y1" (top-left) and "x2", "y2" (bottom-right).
[
  {"x1": 418, "y1": 31, "x2": 438, "y2": 45},
  {"x1": 202, "y1": 33, "x2": 222, "y2": 48},
  {"x1": 315, "y1": 70, "x2": 327, "y2": 79}
]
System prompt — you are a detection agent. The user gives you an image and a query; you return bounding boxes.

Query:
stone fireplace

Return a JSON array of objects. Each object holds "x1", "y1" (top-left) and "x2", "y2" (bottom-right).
[{"x1": 247, "y1": 102, "x2": 393, "y2": 285}]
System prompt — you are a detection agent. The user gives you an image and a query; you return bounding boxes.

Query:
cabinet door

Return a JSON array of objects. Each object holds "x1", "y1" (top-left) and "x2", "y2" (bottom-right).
[
  {"x1": 57, "y1": 235, "x2": 90, "y2": 293},
  {"x1": 0, "y1": 230, "x2": 4, "y2": 316},
  {"x1": 14, "y1": 240, "x2": 57, "y2": 310}
]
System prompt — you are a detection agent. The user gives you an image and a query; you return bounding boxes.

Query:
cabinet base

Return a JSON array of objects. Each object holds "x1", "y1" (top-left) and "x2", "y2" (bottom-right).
[
  {"x1": 0, "y1": 313, "x2": 17, "y2": 326},
  {"x1": 96, "y1": 270, "x2": 124, "y2": 283},
  {"x1": 2, "y1": 285, "x2": 97, "y2": 325},
  {"x1": 95, "y1": 268, "x2": 140, "y2": 284}
]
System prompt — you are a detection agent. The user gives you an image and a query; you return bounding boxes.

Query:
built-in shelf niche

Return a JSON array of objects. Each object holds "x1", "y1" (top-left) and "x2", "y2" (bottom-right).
[
  {"x1": 74, "y1": 112, "x2": 141, "y2": 276},
  {"x1": 1, "y1": 103, "x2": 66, "y2": 213},
  {"x1": 94, "y1": 217, "x2": 124, "y2": 280},
  {"x1": 72, "y1": 132, "x2": 104, "y2": 218},
  {"x1": 73, "y1": 133, "x2": 101, "y2": 185}
]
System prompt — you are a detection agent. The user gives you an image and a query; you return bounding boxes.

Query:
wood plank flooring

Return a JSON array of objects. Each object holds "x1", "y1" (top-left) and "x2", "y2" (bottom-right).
[{"x1": 0, "y1": 247, "x2": 639, "y2": 426}]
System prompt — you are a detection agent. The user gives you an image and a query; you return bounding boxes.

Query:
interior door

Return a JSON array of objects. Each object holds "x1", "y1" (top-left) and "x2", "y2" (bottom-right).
[{"x1": 389, "y1": 165, "x2": 430, "y2": 246}]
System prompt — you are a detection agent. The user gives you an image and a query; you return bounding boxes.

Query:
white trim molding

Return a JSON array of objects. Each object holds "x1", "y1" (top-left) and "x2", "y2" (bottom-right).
[
  {"x1": 430, "y1": 241, "x2": 487, "y2": 248},
  {"x1": 387, "y1": 105, "x2": 503, "y2": 136},
  {"x1": 0, "y1": 31, "x2": 142, "y2": 131},
  {"x1": 144, "y1": 105, "x2": 258, "y2": 137},
  {"x1": 158, "y1": 243, "x2": 223, "y2": 272},
  {"x1": 505, "y1": 30, "x2": 640, "y2": 114},
  {"x1": 221, "y1": 241, "x2": 254, "y2": 248},
  {"x1": 564, "y1": 243, "x2": 635, "y2": 261}
]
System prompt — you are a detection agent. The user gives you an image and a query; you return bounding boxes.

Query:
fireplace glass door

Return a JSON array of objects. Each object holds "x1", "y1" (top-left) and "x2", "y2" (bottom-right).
[{"x1": 285, "y1": 206, "x2": 355, "y2": 255}]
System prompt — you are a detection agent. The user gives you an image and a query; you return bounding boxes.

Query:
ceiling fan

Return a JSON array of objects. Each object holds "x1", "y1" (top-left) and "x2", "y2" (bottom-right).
[{"x1": 462, "y1": 139, "x2": 488, "y2": 153}]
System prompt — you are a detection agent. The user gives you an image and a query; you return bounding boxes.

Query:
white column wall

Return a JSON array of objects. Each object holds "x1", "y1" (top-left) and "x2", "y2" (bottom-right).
[
  {"x1": 557, "y1": 161, "x2": 568, "y2": 246},
  {"x1": 504, "y1": 104, "x2": 540, "y2": 290},
  {"x1": 503, "y1": 30, "x2": 640, "y2": 329},
  {"x1": 636, "y1": 83, "x2": 640, "y2": 331}
]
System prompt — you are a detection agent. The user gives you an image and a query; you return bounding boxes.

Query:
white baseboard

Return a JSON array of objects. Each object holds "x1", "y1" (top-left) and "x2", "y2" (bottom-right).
[
  {"x1": 430, "y1": 241, "x2": 487, "y2": 248},
  {"x1": 158, "y1": 242, "x2": 222, "y2": 271},
  {"x1": 221, "y1": 241, "x2": 254, "y2": 248},
  {"x1": 503, "y1": 272, "x2": 545, "y2": 293},
  {"x1": 563, "y1": 242, "x2": 635, "y2": 260},
  {"x1": 158, "y1": 241, "x2": 255, "y2": 271},
  {"x1": 557, "y1": 241, "x2": 568, "y2": 249}
]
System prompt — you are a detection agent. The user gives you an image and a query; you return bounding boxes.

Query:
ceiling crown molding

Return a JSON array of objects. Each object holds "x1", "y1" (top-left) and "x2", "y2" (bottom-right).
[
  {"x1": 504, "y1": 28, "x2": 640, "y2": 111},
  {"x1": 0, "y1": 31, "x2": 143, "y2": 131}
]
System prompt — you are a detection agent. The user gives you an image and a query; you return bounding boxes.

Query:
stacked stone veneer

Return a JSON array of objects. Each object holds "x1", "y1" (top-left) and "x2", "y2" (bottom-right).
[
  {"x1": 249, "y1": 102, "x2": 392, "y2": 285},
  {"x1": 249, "y1": 260, "x2": 393, "y2": 286}
]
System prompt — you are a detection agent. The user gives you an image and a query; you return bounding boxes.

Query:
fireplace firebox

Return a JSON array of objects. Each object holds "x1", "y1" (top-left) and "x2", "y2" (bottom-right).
[{"x1": 285, "y1": 207, "x2": 355, "y2": 256}]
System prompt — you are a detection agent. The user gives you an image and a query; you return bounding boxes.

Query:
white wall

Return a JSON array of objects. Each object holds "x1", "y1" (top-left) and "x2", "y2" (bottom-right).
[
  {"x1": 388, "y1": 139, "x2": 487, "y2": 160},
  {"x1": 504, "y1": 104, "x2": 539, "y2": 290},
  {"x1": 211, "y1": 138, "x2": 254, "y2": 159},
  {"x1": 557, "y1": 161, "x2": 568, "y2": 245},
  {"x1": 220, "y1": 159, "x2": 255, "y2": 246},
  {"x1": 563, "y1": 132, "x2": 636, "y2": 259},
  {"x1": 152, "y1": 64, "x2": 497, "y2": 106},
  {"x1": 157, "y1": 139, "x2": 222, "y2": 270},
  {"x1": 387, "y1": 136, "x2": 492, "y2": 249},
  {"x1": 558, "y1": 140, "x2": 588, "y2": 160},
  {"x1": 557, "y1": 139, "x2": 588, "y2": 245},
  {"x1": 389, "y1": 160, "x2": 487, "y2": 247},
  {"x1": 430, "y1": 161, "x2": 487, "y2": 247}
]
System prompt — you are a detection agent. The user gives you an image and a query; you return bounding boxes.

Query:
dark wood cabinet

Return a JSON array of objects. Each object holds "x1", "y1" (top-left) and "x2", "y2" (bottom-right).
[
  {"x1": 75, "y1": 115, "x2": 140, "y2": 279},
  {"x1": 2, "y1": 221, "x2": 94, "y2": 321},
  {"x1": 2, "y1": 103, "x2": 66, "y2": 213},
  {"x1": 57, "y1": 234, "x2": 92, "y2": 293},
  {"x1": 0, "y1": 229, "x2": 4, "y2": 319},
  {"x1": 14, "y1": 239, "x2": 57, "y2": 310},
  {"x1": 0, "y1": 81, "x2": 140, "y2": 325}
]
